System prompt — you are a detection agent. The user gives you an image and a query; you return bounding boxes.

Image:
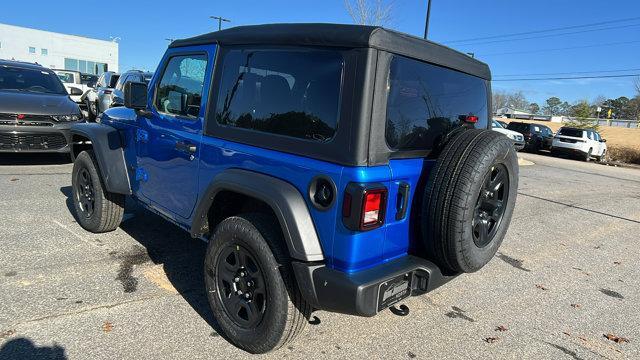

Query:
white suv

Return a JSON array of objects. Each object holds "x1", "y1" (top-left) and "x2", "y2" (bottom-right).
[
  {"x1": 551, "y1": 127, "x2": 607, "y2": 162},
  {"x1": 491, "y1": 120, "x2": 525, "y2": 151}
]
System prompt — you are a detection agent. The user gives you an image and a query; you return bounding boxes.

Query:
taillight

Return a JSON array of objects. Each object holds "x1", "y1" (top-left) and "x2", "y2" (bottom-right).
[
  {"x1": 361, "y1": 190, "x2": 385, "y2": 229},
  {"x1": 342, "y1": 183, "x2": 387, "y2": 231},
  {"x1": 459, "y1": 114, "x2": 478, "y2": 123}
]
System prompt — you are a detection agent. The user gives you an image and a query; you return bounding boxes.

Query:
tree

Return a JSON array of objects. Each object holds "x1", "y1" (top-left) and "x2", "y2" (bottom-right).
[
  {"x1": 506, "y1": 91, "x2": 529, "y2": 111},
  {"x1": 559, "y1": 101, "x2": 572, "y2": 116},
  {"x1": 542, "y1": 97, "x2": 562, "y2": 115},
  {"x1": 528, "y1": 103, "x2": 540, "y2": 114},
  {"x1": 492, "y1": 91, "x2": 509, "y2": 113},
  {"x1": 566, "y1": 100, "x2": 598, "y2": 130},
  {"x1": 344, "y1": 0, "x2": 394, "y2": 26}
]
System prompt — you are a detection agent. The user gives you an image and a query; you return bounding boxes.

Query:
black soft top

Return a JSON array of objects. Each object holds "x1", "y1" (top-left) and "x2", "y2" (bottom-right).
[{"x1": 169, "y1": 23, "x2": 491, "y2": 80}]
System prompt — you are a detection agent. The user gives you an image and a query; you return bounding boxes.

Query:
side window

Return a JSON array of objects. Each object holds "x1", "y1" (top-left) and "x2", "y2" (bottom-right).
[
  {"x1": 115, "y1": 75, "x2": 128, "y2": 90},
  {"x1": 214, "y1": 48, "x2": 343, "y2": 142},
  {"x1": 155, "y1": 54, "x2": 208, "y2": 118},
  {"x1": 587, "y1": 130, "x2": 595, "y2": 140},
  {"x1": 595, "y1": 132, "x2": 601, "y2": 141}
]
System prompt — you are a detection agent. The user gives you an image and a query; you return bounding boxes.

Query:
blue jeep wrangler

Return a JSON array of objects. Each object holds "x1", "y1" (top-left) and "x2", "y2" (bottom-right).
[{"x1": 68, "y1": 24, "x2": 518, "y2": 353}]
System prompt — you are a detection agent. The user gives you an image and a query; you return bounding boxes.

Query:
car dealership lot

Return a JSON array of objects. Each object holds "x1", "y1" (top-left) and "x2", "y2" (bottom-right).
[{"x1": 0, "y1": 153, "x2": 638, "y2": 359}]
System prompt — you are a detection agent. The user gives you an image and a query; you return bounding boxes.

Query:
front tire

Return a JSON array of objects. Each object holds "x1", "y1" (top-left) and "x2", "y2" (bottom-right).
[
  {"x1": 204, "y1": 214, "x2": 310, "y2": 353},
  {"x1": 85, "y1": 99, "x2": 97, "y2": 121},
  {"x1": 71, "y1": 150, "x2": 124, "y2": 232}
]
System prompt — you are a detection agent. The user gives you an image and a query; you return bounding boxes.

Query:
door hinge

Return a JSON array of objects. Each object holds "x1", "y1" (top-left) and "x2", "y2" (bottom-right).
[
  {"x1": 136, "y1": 129, "x2": 149, "y2": 143},
  {"x1": 135, "y1": 168, "x2": 148, "y2": 182}
]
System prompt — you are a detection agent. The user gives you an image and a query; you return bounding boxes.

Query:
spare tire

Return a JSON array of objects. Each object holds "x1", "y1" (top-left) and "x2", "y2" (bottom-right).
[{"x1": 422, "y1": 129, "x2": 518, "y2": 273}]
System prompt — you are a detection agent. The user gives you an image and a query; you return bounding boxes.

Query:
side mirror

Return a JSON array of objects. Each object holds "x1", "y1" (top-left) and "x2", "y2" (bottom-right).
[
  {"x1": 124, "y1": 82, "x2": 148, "y2": 110},
  {"x1": 69, "y1": 87, "x2": 83, "y2": 96},
  {"x1": 601, "y1": 139, "x2": 607, "y2": 143}
]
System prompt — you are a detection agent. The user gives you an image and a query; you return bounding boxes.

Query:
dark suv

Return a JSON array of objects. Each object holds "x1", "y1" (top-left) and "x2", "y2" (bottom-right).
[
  {"x1": 0, "y1": 60, "x2": 83, "y2": 154},
  {"x1": 506, "y1": 121, "x2": 554, "y2": 152},
  {"x1": 67, "y1": 24, "x2": 518, "y2": 353}
]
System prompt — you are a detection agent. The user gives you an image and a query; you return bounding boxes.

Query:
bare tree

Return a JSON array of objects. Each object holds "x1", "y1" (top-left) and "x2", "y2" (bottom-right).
[
  {"x1": 344, "y1": 0, "x2": 394, "y2": 26},
  {"x1": 635, "y1": 76, "x2": 640, "y2": 96}
]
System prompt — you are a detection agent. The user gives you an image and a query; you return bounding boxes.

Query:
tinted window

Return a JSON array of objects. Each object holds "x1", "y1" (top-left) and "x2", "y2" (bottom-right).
[
  {"x1": 57, "y1": 72, "x2": 75, "y2": 83},
  {"x1": 215, "y1": 48, "x2": 343, "y2": 142},
  {"x1": 155, "y1": 55, "x2": 208, "y2": 118},
  {"x1": 558, "y1": 128, "x2": 584, "y2": 137},
  {"x1": 81, "y1": 74, "x2": 98, "y2": 87},
  {"x1": 506, "y1": 122, "x2": 530, "y2": 133},
  {"x1": 0, "y1": 66, "x2": 67, "y2": 95},
  {"x1": 386, "y1": 56, "x2": 488, "y2": 151}
]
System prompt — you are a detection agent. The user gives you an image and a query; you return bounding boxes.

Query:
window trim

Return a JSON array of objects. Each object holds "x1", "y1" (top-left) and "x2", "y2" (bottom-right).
[
  {"x1": 151, "y1": 51, "x2": 209, "y2": 121},
  {"x1": 209, "y1": 46, "x2": 345, "y2": 143},
  {"x1": 203, "y1": 45, "x2": 367, "y2": 166}
]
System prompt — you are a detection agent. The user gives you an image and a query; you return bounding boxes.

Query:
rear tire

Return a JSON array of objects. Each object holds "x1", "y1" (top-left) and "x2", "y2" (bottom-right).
[
  {"x1": 204, "y1": 213, "x2": 310, "y2": 353},
  {"x1": 422, "y1": 129, "x2": 518, "y2": 273},
  {"x1": 584, "y1": 148, "x2": 592, "y2": 162},
  {"x1": 71, "y1": 150, "x2": 124, "y2": 232}
]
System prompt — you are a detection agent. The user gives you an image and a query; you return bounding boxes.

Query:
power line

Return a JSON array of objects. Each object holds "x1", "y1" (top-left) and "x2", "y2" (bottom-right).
[
  {"x1": 478, "y1": 40, "x2": 640, "y2": 57},
  {"x1": 448, "y1": 23, "x2": 640, "y2": 46},
  {"x1": 443, "y1": 16, "x2": 640, "y2": 44},
  {"x1": 495, "y1": 67, "x2": 640, "y2": 77},
  {"x1": 492, "y1": 74, "x2": 640, "y2": 82}
]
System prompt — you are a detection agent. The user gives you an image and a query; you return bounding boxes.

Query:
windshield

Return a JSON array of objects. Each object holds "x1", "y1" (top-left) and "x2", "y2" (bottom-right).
[
  {"x1": 81, "y1": 74, "x2": 98, "y2": 87},
  {"x1": 0, "y1": 65, "x2": 68, "y2": 95},
  {"x1": 558, "y1": 128, "x2": 584, "y2": 138},
  {"x1": 57, "y1": 72, "x2": 75, "y2": 84},
  {"x1": 506, "y1": 122, "x2": 529, "y2": 133},
  {"x1": 492, "y1": 120, "x2": 504, "y2": 128}
]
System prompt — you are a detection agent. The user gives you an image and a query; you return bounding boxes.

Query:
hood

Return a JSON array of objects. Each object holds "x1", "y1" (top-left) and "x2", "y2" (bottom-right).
[
  {"x1": 492, "y1": 127, "x2": 523, "y2": 138},
  {"x1": 0, "y1": 90, "x2": 80, "y2": 115}
]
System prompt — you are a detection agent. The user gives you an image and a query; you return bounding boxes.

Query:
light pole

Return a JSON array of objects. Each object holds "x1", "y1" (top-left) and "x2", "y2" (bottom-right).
[
  {"x1": 423, "y1": 0, "x2": 432, "y2": 39},
  {"x1": 210, "y1": 16, "x2": 231, "y2": 31}
]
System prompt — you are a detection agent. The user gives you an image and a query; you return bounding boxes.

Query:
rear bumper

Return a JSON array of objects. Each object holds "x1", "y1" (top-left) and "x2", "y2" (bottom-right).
[
  {"x1": 293, "y1": 255, "x2": 457, "y2": 317},
  {"x1": 0, "y1": 124, "x2": 73, "y2": 153}
]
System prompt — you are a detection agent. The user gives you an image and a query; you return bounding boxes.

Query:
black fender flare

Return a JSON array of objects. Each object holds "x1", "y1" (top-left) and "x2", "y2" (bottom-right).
[
  {"x1": 191, "y1": 169, "x2": 324, "y2": 262},
  {"x1": 70, "y1": 123, "x2": 131, "y2": 195}
]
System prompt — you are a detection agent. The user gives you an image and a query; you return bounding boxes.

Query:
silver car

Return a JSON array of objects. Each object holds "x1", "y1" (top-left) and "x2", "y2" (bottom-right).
[{"x1": 85, "y1": 71, "x2": 119, "y2": 121}]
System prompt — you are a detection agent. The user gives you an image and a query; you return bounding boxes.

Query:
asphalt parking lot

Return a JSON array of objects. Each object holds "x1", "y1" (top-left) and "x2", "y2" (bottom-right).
[{"x1": 0, "y1": 152, "x2": 638, "y2": 360}]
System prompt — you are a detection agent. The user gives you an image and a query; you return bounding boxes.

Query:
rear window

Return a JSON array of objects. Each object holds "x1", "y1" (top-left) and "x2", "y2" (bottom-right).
[
  {"x1": 385, "y1": 56, "x2": 488, "y2": 151},
  {"x1": 558, "y1": 128, "x2": 584, "y2": 137},
  {"x1": 215, "y1": 48, "x2": 343, "y2": 142},
  {"x1": 506, "y1": 123, "x2": 530, "y2": 133}
]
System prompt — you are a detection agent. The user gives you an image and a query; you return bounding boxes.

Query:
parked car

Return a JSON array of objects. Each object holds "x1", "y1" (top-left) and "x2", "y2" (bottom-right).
[
  {"x1": 67, "y1": 24, "x2": 518, "y2": 353},
  {"x1": 84, "y1": 71, "x2": 119, "y2": 120},
  {"x1": 506, "y1": 121, "x2": 553, "y2": 152},
  {"x1": 110, "y1": 70, "x2": 154, "y2": 107},
  {"x1": 0, "y1": 60, "x2": 83, "y2": 154},
  {"x1": 54, "y1": 69, "x2": 94, "y2": 110},
  {"x1": 551, "y1": 127, "x2": 607, "y2": 161},
  {"x1": 81, "y1": 73, "x2": 98, "y2": 88},
  {"x1": 492, "y1": 120, "x2": 525, "y2": 150}
]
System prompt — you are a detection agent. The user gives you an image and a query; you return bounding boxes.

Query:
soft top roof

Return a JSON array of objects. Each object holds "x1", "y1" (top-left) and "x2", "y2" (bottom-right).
[{"x1": 169, "y1": 23, "x2": 491, "y2": 80}]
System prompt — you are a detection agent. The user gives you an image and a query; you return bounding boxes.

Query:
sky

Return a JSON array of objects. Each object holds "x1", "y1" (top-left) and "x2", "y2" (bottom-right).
[{"x1": 2, "y1": 0, "x2": 640, "y2": 105}]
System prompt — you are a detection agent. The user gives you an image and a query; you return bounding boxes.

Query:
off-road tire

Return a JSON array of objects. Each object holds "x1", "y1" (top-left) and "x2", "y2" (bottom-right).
[
  {"x1": 71, "y1": 150, "x2": 124, "y2": 232},
  {"x1": 422, "y1": 129, "x2": 519, "y2": 273},
  {"x1": 204, "y1": 213, "x2": 310, "y2": 354}
]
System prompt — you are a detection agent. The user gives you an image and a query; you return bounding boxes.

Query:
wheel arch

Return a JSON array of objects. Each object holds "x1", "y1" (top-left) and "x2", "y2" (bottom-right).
[
  {"x1": 191, "y1": 169, "x2": 324, "y2": 262},
  {"x1": 70, "y1": 123, "x2": 131, "y2": 195}
]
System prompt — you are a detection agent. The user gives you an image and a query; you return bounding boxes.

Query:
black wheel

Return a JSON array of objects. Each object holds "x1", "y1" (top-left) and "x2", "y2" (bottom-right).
[
  {"x1": 204, "y1": 214, "x2": 310, "y2": 353},
  {"x1": 71, "y1": 150, "x2": 124, "y2": 232},
  {"x1": 599, "y1": 150, "x2": 607, "y2": 163},
  {"x1": 85, "y1": 99, "x2": 97, "y2": 121},
  {"x1": 584, "y1": 148, "x2": 592, "y2": 162},
  {"x1": 422, "y1": 129, "x2": 518, "y2": 273}
]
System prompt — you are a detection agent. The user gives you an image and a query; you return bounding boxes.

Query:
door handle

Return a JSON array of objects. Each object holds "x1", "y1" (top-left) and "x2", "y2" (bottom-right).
[
  {"x1": 175, "y1": 141, "x2": 197, "y2": 154},
  {"x1": 395, "y1": 182, "x2": 410, "y2": 220}
]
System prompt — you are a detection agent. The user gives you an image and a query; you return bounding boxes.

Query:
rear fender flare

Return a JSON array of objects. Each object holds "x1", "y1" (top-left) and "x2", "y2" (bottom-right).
[{"x1": 191, "y1": 169, "x2": 324, "y2": 262}]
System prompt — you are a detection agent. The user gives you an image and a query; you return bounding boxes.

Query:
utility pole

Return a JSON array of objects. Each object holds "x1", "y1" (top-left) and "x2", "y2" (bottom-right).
[
  {"x1": 423, "y1": 0, "x2": 432, "y2": 39},
  {"x1": 210, "y1": 16, "x2": 231, "y2": 31}
]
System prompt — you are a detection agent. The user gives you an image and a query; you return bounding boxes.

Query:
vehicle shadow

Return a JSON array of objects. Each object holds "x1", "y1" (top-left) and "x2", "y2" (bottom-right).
[
  {"x1": 0, "y1": 153, "x2": 71, "y2": 166},
  {"x1": 59, "y1": 186, "x2": 221, "y2": 336},
  {"x1": 0, "y1": 337, "x2": 67, "y2": 360}
]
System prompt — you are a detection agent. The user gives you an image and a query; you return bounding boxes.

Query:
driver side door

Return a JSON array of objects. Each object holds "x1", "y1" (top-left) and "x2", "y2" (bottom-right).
[{"x1": 135, "y1": 46, "x2": 215, "y2": 220}]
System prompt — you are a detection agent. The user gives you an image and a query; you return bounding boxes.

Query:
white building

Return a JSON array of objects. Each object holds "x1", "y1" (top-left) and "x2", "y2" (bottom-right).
[{"x1": 0, "y1": 23, "x2": 118, "y2": 75}]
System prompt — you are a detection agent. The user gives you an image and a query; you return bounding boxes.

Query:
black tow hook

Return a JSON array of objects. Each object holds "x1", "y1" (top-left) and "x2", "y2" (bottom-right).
[{"x1": 389, "y1": 304, "x2": 410, "y2": 316}]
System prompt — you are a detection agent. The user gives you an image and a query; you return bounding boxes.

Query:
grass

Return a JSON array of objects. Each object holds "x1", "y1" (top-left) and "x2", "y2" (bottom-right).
[{"x1": 607, "y1": 146, "x2": 640, "y2": 165}]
